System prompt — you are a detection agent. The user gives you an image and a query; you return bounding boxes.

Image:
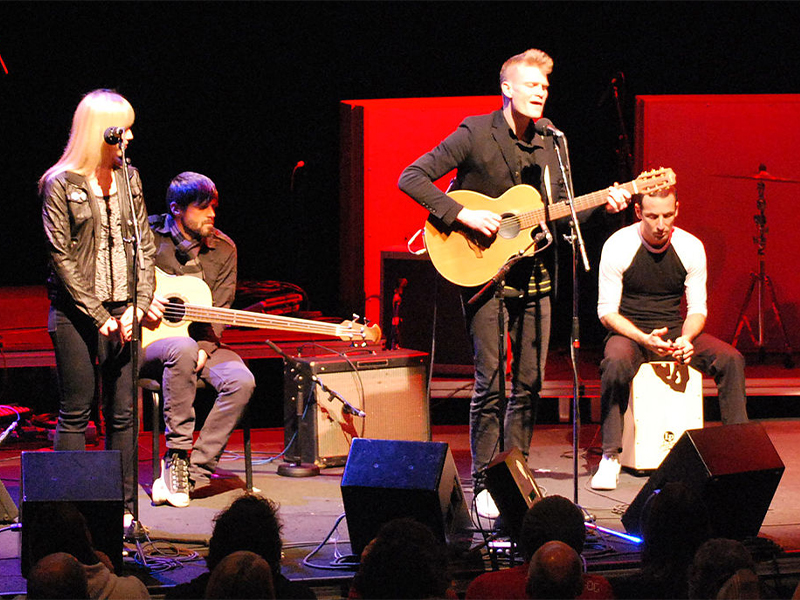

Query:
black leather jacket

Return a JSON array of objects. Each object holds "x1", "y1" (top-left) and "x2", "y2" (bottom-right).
[{"x1": 41, "y1": 166, "x2": 156, "y2": 328}]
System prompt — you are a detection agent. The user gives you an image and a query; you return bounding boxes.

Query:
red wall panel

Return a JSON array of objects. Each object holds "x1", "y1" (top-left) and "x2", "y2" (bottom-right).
[
  {"x1": 637, "y1": 95, "x2": 800, "y2": 351},
  {"x1": 340, "y1": 96, "x2": 500, "y2": 326}
]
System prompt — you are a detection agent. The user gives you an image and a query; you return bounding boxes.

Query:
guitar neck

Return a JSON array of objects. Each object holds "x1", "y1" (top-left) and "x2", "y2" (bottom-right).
[
  {"x1": 517, "y1": 180, "x2": 639, "y2": 229},
  {"x1": 179, "y1": 303, "x2": 344, "y2": 337}
]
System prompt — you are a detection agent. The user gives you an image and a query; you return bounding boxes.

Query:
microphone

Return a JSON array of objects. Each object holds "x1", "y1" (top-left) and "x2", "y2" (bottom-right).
[
  {"x1": 534, "y1": 118, "x2": 564, "y2": 138},
  {"x1": 341, "y1": 401, "x2": 366, "y2": 419},
  {"x1": 290, "y1": 160, "x2": 305, "y2": 193},
  {"x1": 103, "y1": 127, "x2": 125, "y2": 145}
]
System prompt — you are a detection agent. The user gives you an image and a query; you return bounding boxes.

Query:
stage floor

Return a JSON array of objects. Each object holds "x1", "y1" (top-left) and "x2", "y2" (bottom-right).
[{"x1": 2, "y1": 416, "x2": 800, "y2": 598}]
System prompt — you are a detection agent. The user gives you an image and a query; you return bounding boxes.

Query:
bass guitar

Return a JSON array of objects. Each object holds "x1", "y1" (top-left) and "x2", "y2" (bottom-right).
[
  {"x1": 141, "y1": 268, "x2": 381, "y2": 348},
  {"x1": 423, "y1": 167, "x2": 676, "y2": 287}
]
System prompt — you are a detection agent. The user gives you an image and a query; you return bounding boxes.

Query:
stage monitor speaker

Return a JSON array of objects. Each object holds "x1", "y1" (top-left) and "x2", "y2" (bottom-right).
[
  {"x1": 340, "y1": 438, "x2": 472, "y2": 558},
  {"x1": 284, "y1": 349, "x2": 431, "y2": 467},
  {"x1": 484, "y1": 447, "x2": 543, "y2": 543},
  {"x1": 20, "y1": 451, "x2": 123, "y2": 576},
  {"x1": 621, "y1": 423, "x2": 784, "y2": 540}
]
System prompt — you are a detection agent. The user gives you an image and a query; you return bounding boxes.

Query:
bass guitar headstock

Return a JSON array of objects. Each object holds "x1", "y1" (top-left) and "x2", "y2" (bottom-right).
[{"x1": 337, "y1": 315, "x2": 382, "y2": 344}]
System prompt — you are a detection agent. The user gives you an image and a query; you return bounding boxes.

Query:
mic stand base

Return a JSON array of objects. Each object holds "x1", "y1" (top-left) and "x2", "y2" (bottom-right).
[{"x1": 277, "y1": 462, "x2": 321, "y2": 478}]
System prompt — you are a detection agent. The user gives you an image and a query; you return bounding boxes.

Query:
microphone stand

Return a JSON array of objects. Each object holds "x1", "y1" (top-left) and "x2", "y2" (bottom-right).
[
  {"x1": 265, "y1": 340, "x2": 320, "y2": 477},
  {"x1": 266, "y1": 340, "x2": 367, "y2": 477},
  {"x1": 117, "y1": 141, "x2": 147, "y2": 549},
  {"x1": 552, "y1": 136, "x2": 587, "y2": 505},
  {"x1": 468, "y1": 230, "x2": 553, "y2": 462}
]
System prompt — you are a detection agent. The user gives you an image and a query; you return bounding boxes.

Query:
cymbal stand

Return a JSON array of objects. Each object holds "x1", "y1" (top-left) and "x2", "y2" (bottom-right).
[{"x1": 731, "y1": 166, "x2": 794, "y2": 367}]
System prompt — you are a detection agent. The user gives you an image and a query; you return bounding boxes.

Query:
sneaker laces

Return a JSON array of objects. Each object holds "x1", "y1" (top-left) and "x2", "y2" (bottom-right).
[{"x1": 168, "y1": 453, "x2": 190, "y2": 494}]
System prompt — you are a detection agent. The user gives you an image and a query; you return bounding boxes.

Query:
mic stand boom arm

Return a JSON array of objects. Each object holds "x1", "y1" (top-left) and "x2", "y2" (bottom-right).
[
  {"x1": 466, "y1": 228, "x2": 553, "y2": 463},
  {"x1": 265, "y1": 341, "x2": 366, "y2": 418}
]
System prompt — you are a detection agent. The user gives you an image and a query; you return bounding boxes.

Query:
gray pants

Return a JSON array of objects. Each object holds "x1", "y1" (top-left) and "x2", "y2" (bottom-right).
[{"x1": 141, "y1": 337, "x2": 255, "y2": 484}]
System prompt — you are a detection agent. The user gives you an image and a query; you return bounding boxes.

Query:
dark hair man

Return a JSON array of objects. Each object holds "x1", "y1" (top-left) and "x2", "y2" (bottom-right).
[{"x1": 142, "y1": 171, "x2": 255, "y2": 507}]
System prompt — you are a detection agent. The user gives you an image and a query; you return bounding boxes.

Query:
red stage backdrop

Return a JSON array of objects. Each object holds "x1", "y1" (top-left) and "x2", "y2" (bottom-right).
[
  {"x1": 340, "y1": 94, "x2": 800, "y2": 355},
  {"x1": 636, "y1": 95, "x2": 800, "y2": 352},
  {"x1": 340, "y1": 96, "x2": 500, "y2": 328}
]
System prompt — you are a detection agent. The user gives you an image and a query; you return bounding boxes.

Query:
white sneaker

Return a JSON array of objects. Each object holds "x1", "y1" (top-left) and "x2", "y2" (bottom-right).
[
  {"x1": 475, "y1": 489, "x2": 500, "y2": 519},
  {"x1": 591, "y1": 454, "x2": 621, "y2": 490},
  {"x1": 152, "y1": 453, "x2": 190, "y2": 508}
]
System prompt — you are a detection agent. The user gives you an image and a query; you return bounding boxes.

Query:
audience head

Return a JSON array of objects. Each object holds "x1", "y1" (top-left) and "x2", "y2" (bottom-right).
[
  {"x1": 26, "y1": 552, "x2": 89, "y2": 599},
  {"x1": 26, "y1": 501, "x2": 99, "y2": 568},
  {"x1": 205, "y1": 550, "x2": 275, "y2": 599},
  {"x1": 641, "y1": 482, "x2": 712, "y2": 568},
  {"x1": 356, "y1": 517, "x2": 450, "y2": 599},
  {"x1": 206, "y1": 494, "x2": 283, "y2": 577},
  {"x1": 520, "y1": 495, "x2": 586, "y2": 562},
  {"x1": 526, "y1": 540, "x2": 584, "y2": 599},
  {"x1": 688, "y1": 538, "x2": 759, "y2": 599}
]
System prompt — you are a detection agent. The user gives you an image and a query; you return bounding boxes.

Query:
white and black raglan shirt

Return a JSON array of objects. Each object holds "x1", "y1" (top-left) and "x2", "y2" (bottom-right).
[{"x1": 597, "y1": 222, "x2": 707, "y2": 338}]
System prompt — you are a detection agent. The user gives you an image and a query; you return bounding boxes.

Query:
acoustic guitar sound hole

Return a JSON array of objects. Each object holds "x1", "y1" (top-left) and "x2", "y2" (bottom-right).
[{"x1": 165, "y1": 297, "x2": 187, "y2": 323}]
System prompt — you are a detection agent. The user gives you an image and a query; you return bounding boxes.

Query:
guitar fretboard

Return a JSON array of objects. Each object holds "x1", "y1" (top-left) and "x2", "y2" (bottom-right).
[
  {"x1": 509, "y1": 181, "x2": 640, "y2": 232},
  {"x1": 162, "y1": 303, "x2": 369, "y2": 339}
]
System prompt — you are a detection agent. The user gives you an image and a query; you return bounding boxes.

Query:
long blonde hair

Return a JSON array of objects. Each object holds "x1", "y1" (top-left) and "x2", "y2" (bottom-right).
[{"x1": 39, "y1": 89, "x2": 135, "y2": 192}]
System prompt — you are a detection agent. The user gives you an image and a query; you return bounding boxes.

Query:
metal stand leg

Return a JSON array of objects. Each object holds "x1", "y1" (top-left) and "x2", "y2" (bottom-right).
[{"x1": 730, "y1": 167, "x2": 794, "y2": 368}]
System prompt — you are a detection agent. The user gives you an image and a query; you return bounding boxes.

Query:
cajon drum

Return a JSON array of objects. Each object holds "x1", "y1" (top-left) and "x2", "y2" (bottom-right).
[{"x1": 620, "y1": 361, "x2": 703, "y2": 471}]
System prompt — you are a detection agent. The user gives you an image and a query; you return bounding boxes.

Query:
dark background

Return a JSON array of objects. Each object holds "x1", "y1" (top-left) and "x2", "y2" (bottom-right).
[{"x1": 2, "y1": 1, "x2": 799, "y2": 346}]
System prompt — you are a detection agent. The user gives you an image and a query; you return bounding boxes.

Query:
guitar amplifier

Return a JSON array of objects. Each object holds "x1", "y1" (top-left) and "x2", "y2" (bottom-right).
[{"x1": 283, "y1": 349, "x2": 431, "y2": 467}]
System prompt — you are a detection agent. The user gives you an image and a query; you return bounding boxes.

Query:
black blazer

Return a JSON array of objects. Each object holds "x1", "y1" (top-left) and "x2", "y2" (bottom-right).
[{"x1": 398, "y1": 109, "x2": 569, "y2": 227}]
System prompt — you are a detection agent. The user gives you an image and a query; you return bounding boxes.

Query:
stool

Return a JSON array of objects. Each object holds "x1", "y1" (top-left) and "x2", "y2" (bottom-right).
[
  {"x1": 620, "y1": 361, "x2": 703, "y2": 472},
  {"x1": 139, "y1": 378, "x2": 253, "y2": 491}
]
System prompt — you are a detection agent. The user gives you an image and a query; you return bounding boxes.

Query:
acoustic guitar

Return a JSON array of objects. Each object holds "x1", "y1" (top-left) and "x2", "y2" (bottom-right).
[{"x1": 423, "y1": 167, "x2": 676, "y2": 287}]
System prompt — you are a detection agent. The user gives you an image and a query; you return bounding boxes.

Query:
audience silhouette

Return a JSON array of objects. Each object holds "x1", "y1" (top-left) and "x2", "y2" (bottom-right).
[
  {"x1": 527, "y1": 540, "x2": 584, "y2": 599},
  {"x1": 165, "y1": 493, "x2": 315, "y2": 599},
  {"x1": 205, "y1": 550, "x2": 275, "y2": 599},
  {"x1": 466, "y1": 495, "x2": 613, "y2": 599}
]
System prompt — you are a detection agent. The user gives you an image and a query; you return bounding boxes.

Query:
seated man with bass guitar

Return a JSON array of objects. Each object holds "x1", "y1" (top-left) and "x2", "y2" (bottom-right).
[{"x1": 142, "y1": 171, "x2": 255, "y2": 507}]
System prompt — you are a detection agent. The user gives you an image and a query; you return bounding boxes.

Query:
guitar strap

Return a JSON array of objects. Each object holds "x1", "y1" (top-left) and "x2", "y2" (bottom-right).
[{"x1": 166, "y1": 215, "x2": 204, "y2": 275}]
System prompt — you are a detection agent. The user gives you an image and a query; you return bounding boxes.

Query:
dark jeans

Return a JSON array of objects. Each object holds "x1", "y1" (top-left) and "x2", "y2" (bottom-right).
[
  {"x1": 140, "y1": 337, "x2": 255, "y2": 484},
  {"x1": 463, "y1": 291, "x2": 551, "y2": 484},
  {"x1": 599, "y1": 332, "x2": 749, "y2": 454},
  {"x1": 48, "y1": 303, "x2": 137, "y2": 511}
]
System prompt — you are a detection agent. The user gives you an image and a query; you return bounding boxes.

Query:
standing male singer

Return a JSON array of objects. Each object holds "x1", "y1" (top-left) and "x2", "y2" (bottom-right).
[{"x1": 398, "y1": 48, "x2": 630, "y2": 513}]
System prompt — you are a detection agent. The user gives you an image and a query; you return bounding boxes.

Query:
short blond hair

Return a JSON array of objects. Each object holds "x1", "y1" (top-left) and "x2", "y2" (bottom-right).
[{"x1": 500, "y1": 48, "x2": 553, "y2": 85}]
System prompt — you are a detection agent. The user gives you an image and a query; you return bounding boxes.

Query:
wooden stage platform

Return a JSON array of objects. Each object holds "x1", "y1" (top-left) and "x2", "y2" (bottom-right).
[
  {"x1": 2, "y1": 291, "x2": 800, "y2": 597},
  {"x1": 2, "y1": 407, "x2": 800, "y2": 598}
]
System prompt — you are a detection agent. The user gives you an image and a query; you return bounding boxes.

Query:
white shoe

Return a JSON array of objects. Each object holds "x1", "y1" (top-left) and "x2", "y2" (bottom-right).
[
  {"x1": 151, "y1": 453, "x2": 191, "y2": 508},
  {"x1": 475, "y1": 489, "x2": 500, "y2": 519},
  {"x1": 591, "y1": 454, "x2": 621, "y2": 490}
]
